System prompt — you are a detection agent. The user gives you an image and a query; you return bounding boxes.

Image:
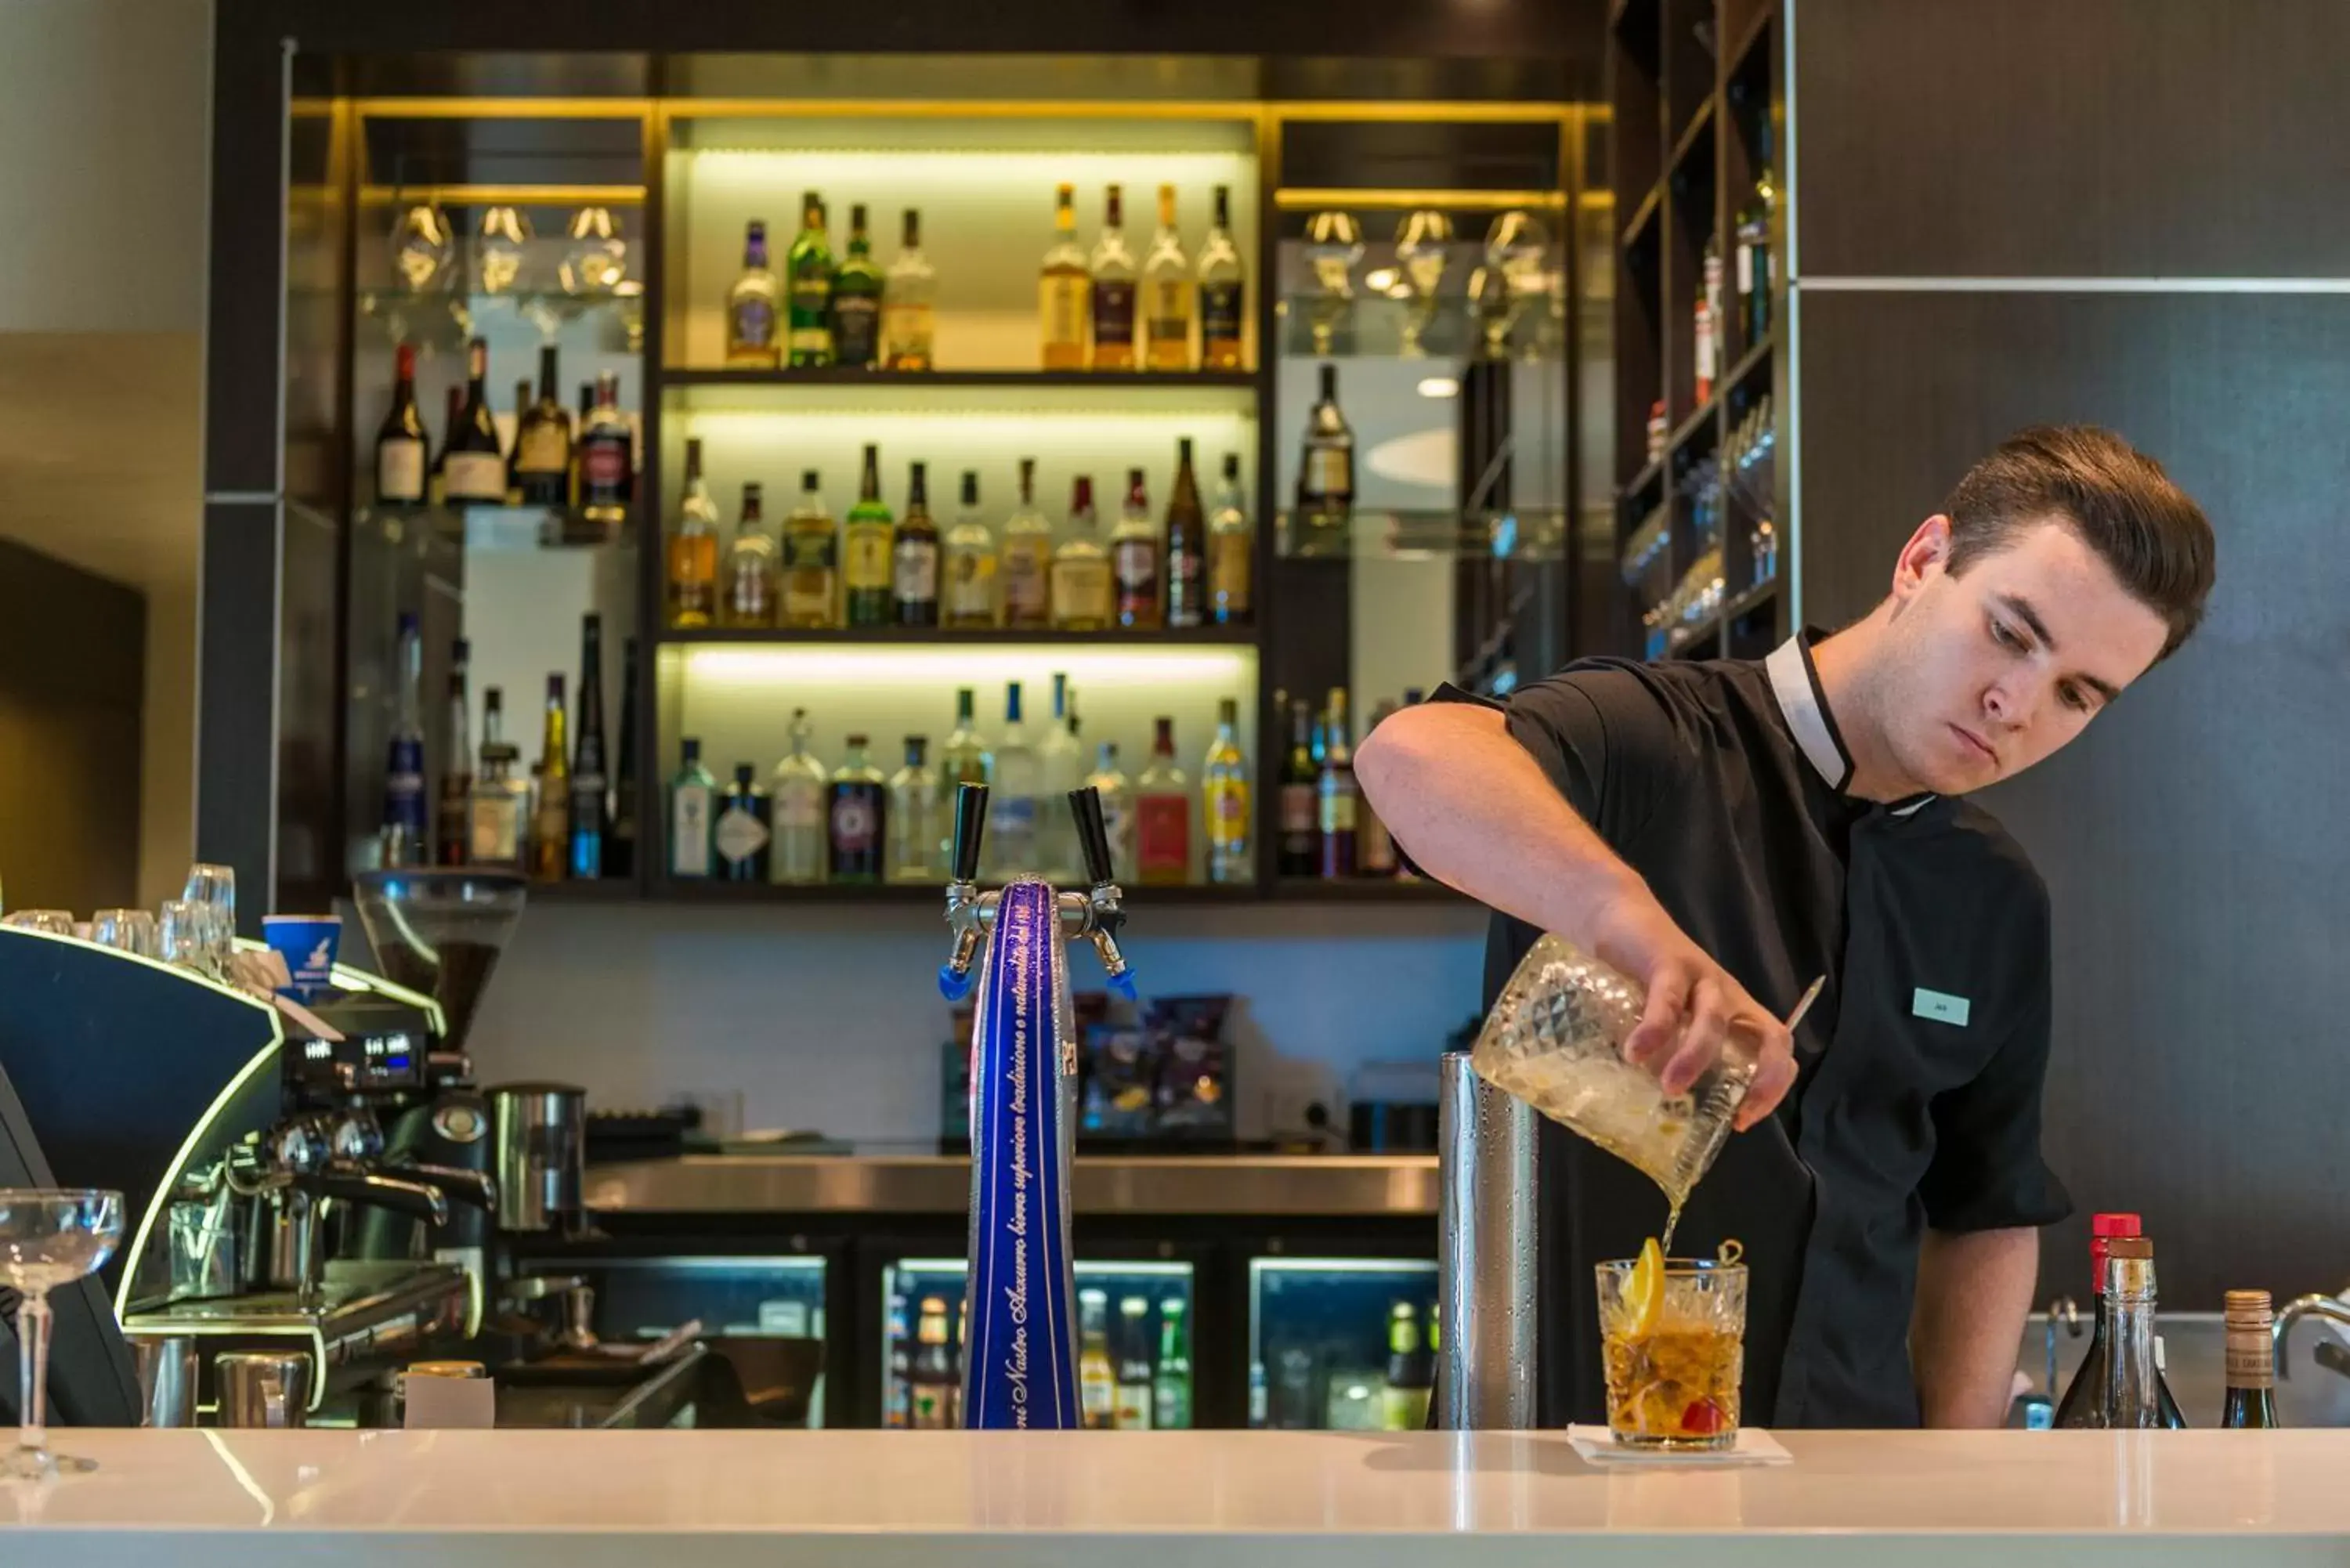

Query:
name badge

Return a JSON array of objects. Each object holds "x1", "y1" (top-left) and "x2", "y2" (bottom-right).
[{"x1": 1912, "y1": 988, "x2": 1971, "y2": 1027}]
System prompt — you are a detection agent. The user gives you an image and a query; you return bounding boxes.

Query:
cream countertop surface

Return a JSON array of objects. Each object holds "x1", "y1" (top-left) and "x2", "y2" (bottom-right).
[{"x1": 3, "y1": 1429, "x2": 2348, "y2": 1566}]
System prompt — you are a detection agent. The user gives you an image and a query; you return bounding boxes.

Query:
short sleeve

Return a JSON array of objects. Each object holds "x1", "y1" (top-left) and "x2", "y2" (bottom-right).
[
  {"x1": 1916, "y1": 891, "x2": 2074, "y2": 1233},
  {"x1": 1430, "y1": 663, "x2": 1688, "y2": 851}
]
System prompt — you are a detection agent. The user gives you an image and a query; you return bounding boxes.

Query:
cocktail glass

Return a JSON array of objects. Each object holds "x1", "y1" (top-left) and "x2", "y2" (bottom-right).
[
  {"x1": 0, "y1": 1190, "x2": 125, "y2": 1479},
  {"x1": 1596, "y1": 1254, "x2": 1747, "y2": 1450}
]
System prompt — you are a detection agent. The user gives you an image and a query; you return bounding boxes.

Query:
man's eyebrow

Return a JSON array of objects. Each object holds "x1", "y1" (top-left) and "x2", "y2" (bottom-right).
[{"x1": 2000, "y1": 591, "x2": 2121, "y2": 703}]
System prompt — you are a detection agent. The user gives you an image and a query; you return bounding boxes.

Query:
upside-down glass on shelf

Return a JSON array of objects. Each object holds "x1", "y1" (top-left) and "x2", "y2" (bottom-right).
[{"x1": 1596, "y1": 1240, "x2": 1748, "y2": 1450}]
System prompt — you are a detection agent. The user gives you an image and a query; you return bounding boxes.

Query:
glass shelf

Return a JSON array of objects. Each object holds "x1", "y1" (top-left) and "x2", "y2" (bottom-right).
[
  {"x1": 360, "y1": 503, "x2": 635, "y2": 554},
  {"x1": 1275, "y1": 507, "x2": 1569, "y2": 562},
  {"x1": 656, "y1": 624, "x2": 1256, "y2": 648},
  {"x1": 1275, "y1": 293, "x2": 1567, "y2": 363},
  {"x1": 355, "y1": 286, "x2": 645, "y2": 353},
  {"x1": 659, "y1": 367, "x2": 1257, "y2": 391}
]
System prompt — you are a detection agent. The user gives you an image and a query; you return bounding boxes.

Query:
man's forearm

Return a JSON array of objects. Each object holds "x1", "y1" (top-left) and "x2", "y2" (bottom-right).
[{"x1": 1912, "y1": 1227, "x2": 2039, "y2": 1428}]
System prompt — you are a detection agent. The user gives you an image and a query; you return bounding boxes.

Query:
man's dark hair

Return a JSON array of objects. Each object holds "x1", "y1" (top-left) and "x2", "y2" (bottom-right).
[{"x1": 1941, "y1": 425, "x2": 2215, "y2": 660}]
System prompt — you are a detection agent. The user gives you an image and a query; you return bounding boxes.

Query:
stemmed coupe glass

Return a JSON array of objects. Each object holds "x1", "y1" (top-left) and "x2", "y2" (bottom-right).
[{"x1": 0, "y1": 1190, "x2": 125, "y2": 1481}]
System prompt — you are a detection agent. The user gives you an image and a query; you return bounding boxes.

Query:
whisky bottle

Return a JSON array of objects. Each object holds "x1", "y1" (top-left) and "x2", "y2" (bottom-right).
[
  {"x1": 1049, "y1": 476, "x2": 1112, "y2": 631},
  {"x1": 998, "y1": 457, "x2": 1054, "y2": 630},
  {"x1": 830, "y1": 202, "x2": 884, "y2": 370},
  {"x1": 1277, "y1": 698, "x2": 1317, "y2": 876},
  {"x1": 1206, "y1": 451, "x2": 1252, "y2": 625},
  {"x1": 1089, "y1": 184, "x2": 1138, "y2": 371},
  {"x1": 714, "y1": 763, "x2": 772, "y2": 883},
  {"x1": 1317, "y1": 686, "x2": 1358, "y2": 878},
  {"x1": 667, "y1": 437, "x2": 719, "y2": 628},
  {"x1": 843, "y1": 443, "x2": 896, "y2": 628},
  {"x1": 721, "y1": 481, "x2": 777, "y2": 629},
  {"x1": 532, "y1": 674, "x2": 570, "y2": 883},
  {"x1": 1136, "y1": 717, "x2": 1191, "y2": 885},
  {"x1": 1110, "y1": 467, "x2": 1162, "y2": 630},
  {"x1": 827, "y1": 734, "x2": 889, "y2": 884},
  {"x1": 942, "y1": 471, "x2": 997, "y2": 630},
  {"x1": 467, "y1": 688, "x2": 530, "y2": 872},
  {"x1": 1197, "y1": 183, "x2": 1246, "y2": 371},
  {"x1": 1163, "y1": 438, "x2": 1206, "y2": 629},
  {"x1": 2222, "y1": 1290, "x2": 2280, "y2": 1429},
  {"x1": 1202, "y1": 695, "x2": 1250, "y2": 884},
  {"x1": 441, "y1": 338, "x2": 508, "y2": 504},
  {"x1": 577, "y1": 371, "x2": 632, "y2": 524},
  {"x1": 786, "y1": 191, "x2": 836, "y2": 369},
  {"x1": 893, "y1": 461, "x2": 940, "y2": 627},
  {"x1": 768, "y1": 707, "x2": 830, "y2": 886},
  {"x1": 882, "y1": 208, "x2": 937, "y2": 370},
  {"x1": 726, "y1": 219, "x2": 782, "y2": 368},
  {"x1": 569, "y1": 616, "x2": 609, "y2": 880},
  {"x1": 376, "y1": 342, "x2": 428, "y2": 506},
  {"x1": 779, "y1": 469, "x2": 839, "y2": 630},
  {"x1": 512, "y1": 345, "x2": 573, "y2": 507},
  {"x1": 1039, "y1": 183, "x2": 1089, "y2": 371},
  {"x1": 668, "y1": 738, "x2": 717, "y2": 880},
  {"x1": 1143, "y1": 183, "x2": 1194, "y2": 370}
]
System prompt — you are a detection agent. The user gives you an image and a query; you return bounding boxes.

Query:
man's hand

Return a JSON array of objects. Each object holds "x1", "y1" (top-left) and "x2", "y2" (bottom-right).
[{"x1": 1584, "y1": 890, "x2": 1798, "y2": 1129}]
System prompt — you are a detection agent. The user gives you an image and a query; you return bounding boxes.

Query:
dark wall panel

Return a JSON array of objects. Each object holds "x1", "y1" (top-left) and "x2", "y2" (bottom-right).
[
  {"x1": 195, "y1": 500, "x2": 280, "y2": 928},
  {"x1": 1795, "y1": 0, "x2": 2350, "y2": 279},
  {"x1": 1797, "y1": 288, "x2": 2350, "y2": 1306}
]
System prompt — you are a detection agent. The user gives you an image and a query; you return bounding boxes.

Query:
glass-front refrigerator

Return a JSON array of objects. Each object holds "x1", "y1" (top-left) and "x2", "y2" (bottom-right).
[
  {"x1": 879, "y1": 1255, "x2": 1196, "y2": 1430},
  {"x1": 582, "y1": 1254, "x2": 831, "y2": 1425},
  {"x1": 1248, "y1": 1256, "x2": 1438, "y2": 1431}
]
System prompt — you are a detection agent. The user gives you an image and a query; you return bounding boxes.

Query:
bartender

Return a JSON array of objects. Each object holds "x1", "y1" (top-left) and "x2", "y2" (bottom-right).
[{"x1": 1358, "y1": 426, "x2": 2216, "y2": 1428}]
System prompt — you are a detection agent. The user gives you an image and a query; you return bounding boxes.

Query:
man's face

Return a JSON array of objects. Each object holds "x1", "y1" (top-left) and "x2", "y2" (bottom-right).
[{"x1": 1871, "y1": 514, "x2": 2171, "y2": 795}]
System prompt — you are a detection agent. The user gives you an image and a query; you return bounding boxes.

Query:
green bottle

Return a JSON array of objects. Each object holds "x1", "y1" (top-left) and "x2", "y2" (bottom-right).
[
  {"x1": 786, "y1": 191, "x2": 836, "y2": 368},
  {"x1": 667, "y1": 737, "x2": 718, "y2": 880},
  {"x1": 842, "y1": 443, "x2": 897, "y2": 627},
  {"x1": 830, "y1": 203, "x2": 885, "y2": 370}
]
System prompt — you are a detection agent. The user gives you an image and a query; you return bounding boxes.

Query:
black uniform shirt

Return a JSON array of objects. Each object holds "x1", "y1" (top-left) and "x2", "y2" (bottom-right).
[{"x1": 1447, "y1": 632, "x2": 2071, "y2": 1428}]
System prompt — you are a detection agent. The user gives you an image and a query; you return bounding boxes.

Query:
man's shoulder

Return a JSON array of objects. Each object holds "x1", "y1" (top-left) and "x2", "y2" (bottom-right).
[
  {"x1": 1935, "y1": 796, "x2": 2052, "y2": 926},
  {"x1": 1517, "y1": 653, "x2": 1776, "y2": 732}
]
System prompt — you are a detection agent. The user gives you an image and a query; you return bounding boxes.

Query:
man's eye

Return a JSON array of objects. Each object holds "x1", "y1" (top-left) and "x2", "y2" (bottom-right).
[
  {"x1": 2062, "y1": 683, "x2": 2095, "y2": 714},
  {"x1": 1991, "y1": 619, "x2": 2025, "y2": 651}
]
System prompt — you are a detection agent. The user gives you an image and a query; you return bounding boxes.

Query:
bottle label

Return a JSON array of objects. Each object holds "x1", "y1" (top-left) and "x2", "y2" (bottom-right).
[
  {"x1": 892, "y1": 538, "x2": 939, "y2": 603},
  {"x1": 1137, "y1": 795, "x2": 1190, "y2": 876},
  {"x1": 731, "y1": 295, "x2": 777, "y2": 351},
  {"x1": 832, "y1": 294, "x2": 881, "y2": 367},
  {"x1": 1318, "y1": 786, "x2": 1357, "y2": 835},
  {"x1": 1091, "y1": 280, "x2": 1137, "y2": 347},
  {"x1": 1050, "y1": 558, "x2": 1110, "y2": 621},
  {"x1": 1735, "y1": 240, "x2": 1755, "y2": 298},
  {"x1": 882, "y1": 302, "x2": 933, "y2": 362},
  {"x1": 582, "y1": 438, "x2": 628, "y2": 497},
  {"x1": 790, "y1": 276, "x2": 833, "y2": 356},
  {"x1": 1166, "y1": 544, "x2": 1205, "y2": 625},
  {"x1": 672, "y1": 785, "x2": 712, "y2": 876},
  {"x1": 384, "y1": 737, "x2": 427, "y2": 830},
  {"x1": 443, "y1": 452, "x2": 507, "y2": 504},
  {"x1": 1148, "y1": 281, "x2": 1191, "y2": 349},
  {"x1": 1304, "y1": 447, "x2": 1351, "y2": 499},
  {"x1": 2226, "y1": 1335, "x2": 2275, "y2": 1390},
  {"x1": 1279, "y1": 782, "x2": 1317, "y2": 834},
  {"x1": 1208, "y1": 533, "x2": 1251, "y2": 614},
  {"x1": 1200, "y1": 281, "x2": 1245, "y2": 346},
  {"x1": 831, "y1": 789, "x2": 880, "y2": 854},
  {"x1": 784, "y1": 529, "x2": 837, "y2": 569},
  {"x1": 469, "y1": 797, "x2": 522, "y2": 865},
  {"x1": 515, "y1": 422, "x2": 569, "y2": 478},
  {"x1": 1112, "y1": 539, "x2": 1160, "y2": 599},
  {"x1": 1001, "y1": 547, "x2": 1050, "y2": 619},
  {"x1": 377, "y1": 438, "x2": 426, "y2": 504},
  {"x1": 945, "y1": 550, "x2": 993, "y2": 618},
  {"x1": 715, "y1": 805, "x2": 770, "y2": 863},
  {"x1": 1040, "y1": 278, "x2": 1087, "y2": 353},
  {"x1": 777, "y1": 779, "x2": 824, "y2": 830},
  {"x1": 844, "y1": 526, "x2": 893, "y2": 590}
]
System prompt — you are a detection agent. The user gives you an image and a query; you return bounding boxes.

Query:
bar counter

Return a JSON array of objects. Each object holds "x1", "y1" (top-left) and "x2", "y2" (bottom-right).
[{"x1": 5, "y1": 1429, "x2": 2344, "y2": 1566}]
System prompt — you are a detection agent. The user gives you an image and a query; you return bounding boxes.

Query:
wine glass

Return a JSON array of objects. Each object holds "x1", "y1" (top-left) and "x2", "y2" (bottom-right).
[
  {"x1": 476, "y1": 206, "x2": 533, "y2": 295},
  {"x1": 1300, "y1": 210, "x2": 1364, "y2": 356},
  {"x1": 389, "y1": 201, "x2": 454, "y2": 294},
  {"x1": 559, "y1": 206, "x2": 628, "y2": 296},
  {"x1": 1391, "y1": 210, "x2": 1454, "y2": 357},
  {"x1": 1482, "y1": 209, "x2": 1555, "y2": 359},
  {"x1": 87, "y1": 910, "x2": 158, "y2": 958},
  {"x1": 0, "y1": 1189, "x2": 125, "y2": 1480}
]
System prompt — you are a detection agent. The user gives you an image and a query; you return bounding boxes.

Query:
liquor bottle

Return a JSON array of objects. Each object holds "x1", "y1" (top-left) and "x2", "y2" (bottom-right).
[
  {"x1": 1137, "y1": 717, "x2": 1191, "y2": 886},
  {"x1": 530, "y1": 674, "x2": 569, "y2": 882},
  {"x1": 1113, "y1": 1295, "x2": 1155, "y2": 1429},
  {"x1": 1143, "y1": 183, "x2": 1194, "y2": 370},
  {"x1": 1318, "y1": 687, "x2": 1359, "y2": 878},
  {"x1": 1078, "y1": 1288, "x2": 1115, "y2": 1430},
  {"x1": 1694, "y1": 233, "x2": 1722, "y2": 403},
  {"x1": 1382, "y1": 1302, "x2": 1434, "y2": 1431},
  {"x1": 2052, "y1": 1212, "x2": 2187, "y2": 1428},
  {"x1": 786, "y1": 192, "x2": 836, "y2": 368},
  {"x1": 376, "y1": 343, "x2": 428, "y2": 505},
  {"x1": 1040, "y1": 183, "x2": 1089, "y2": 371},
  {"x1": 999, "y1": 457, "x2": 1054, "y2": 630},
  {"x1": 883, "y1": 208, "x2": 937, "y2": 370},
  {"x1": 721, "y1": 481, "x2": 777, "y2": 629},
  {"x1": 578, "y1": 371, "x2": 632, "y2": 524},
  {"x1": 1298, "y1": 363, "x2": 1355, "y2": 533},
  {"x1": 988, "y1": 683, "x2": 1039, "y2": 877},
  {"x1": 1164, "y1": 438, "x2": 1206, "y2": 629},
  {"x1": 1152, "y1": 1299, "x2": 1191, "y2": 1431},
  {"x1": 1090, "y1": 184, "x2": 1138, "y2": 372},
  {"x1": 1197, "y1": 184, "x2": 1246, "y2": 371},
  {"x1": 507, "y1": 378, "x2": 533, "y2": 499},
  {"x1": 887, "y1": 736, "x2": 941, "y2": 883},
  {"x1": 826, "y1": 734, "x2": 888, "y2": 884},
  {"x1": 1050, "y1": 476, "x2": 1112, "y2": 631},
  {"x1": 1036, "y1": 674, "x2": 1083, "y2": 880},
  {"x1": 1358, "y1": 699, "x2": 1400, "y2": 876},
  {"x1": 2100, "y1": 1237, "x2": 2164, "y2": 1429},
  {"x1": 1110, "y1": 467, "x2": 1162, "y2": 630},
  {"x1": 1084, "y1": 741, "x2": 1134, "y2": 881},
  {"x1": 1206, "y1": 451, "x2": 1251, "y2": 626},
  {"x1": 1734, "y1": 128, "x2": 1779, "y2": 349},
  {"x1": 892, "y1": 461, "x2": 941, "y2": 627},
  {"x1": 468, "y1": 688, "x2": 530, "y2": 872},
  {"x1": 609, "y1": 636, "x2": 638, "y2": 878},
  {"x1": 569, "y1": 616, "x2": 609, "y2": 879},
  {"x1": 909, "y1": 1296, "x2": 959, "y2": 1429},
  {"x1": 380, "y1": 612, "x2": 428, "y2": 868},
  {"x1": 726, "y1": 219, "x2": 782, "y2": 368},
  {"x1": 2222, "y1": 1290, "x2": 2280, "y2": 1429},
  {"x1": 669, "y1": 738, "x2": 717, "y2": 880},
  {"x1": 937, "y1": 687, "x2": 994, "y2": 871},
  {"x1": 572, "y1": 382, "x2": 595, "y2": 504},
  {"x1": 830, "y1": 203, "x2": 884, "y2": 370},
  {"x1": 668, "y1": 437, "x2": 720, "y2": 628},
  {"x1": 768, "y1": 707, "x2": 829, "y2": 886},
  {"x1": 432, "y1": 641, "x2": 472, "y2": 867},
  {"x1": 430, "y1": 385, "x2": 465, "y2": 507},
  {"x1": 843, "y1": 443, "x2": 896, "y2": 628},
  {"x1": 442, "y1": 338, "x2": 508, "y2": 504},
  {"x1": 779, "y1": 470, "x2": 839, "y2": 630},
  {"x1": 713, "y1": 763, "x2": 772, "y2": 883},
  {"x1": 941, "y1": 471, "x2": 996, "y2": 630},
  {"x1": 1202, "y1": 696, "x2": 1249, "y2": 885},
  {"x1": 512, "y1": 345, "x2": 573, "y2": 507},
  {"x1": 1276, "y1": 699, "x2": 1318, "y2": 876}
]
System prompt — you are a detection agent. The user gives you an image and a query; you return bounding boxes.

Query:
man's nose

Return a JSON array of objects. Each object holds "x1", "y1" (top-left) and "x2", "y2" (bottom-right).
[{"x1": 1983, "y1": 683, "x2": 2031, "y2": 729}]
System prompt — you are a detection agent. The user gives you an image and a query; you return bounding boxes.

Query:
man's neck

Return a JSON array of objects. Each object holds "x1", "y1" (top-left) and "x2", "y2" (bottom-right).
[{"x1": 1808, "y1": 612, "x2": 1928, "y2": 803}]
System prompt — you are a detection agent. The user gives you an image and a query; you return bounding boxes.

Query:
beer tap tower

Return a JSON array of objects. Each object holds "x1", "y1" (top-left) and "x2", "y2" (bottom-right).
[{"x1": 939, "y1": 783, "x2": 1133, "y2": 1429}]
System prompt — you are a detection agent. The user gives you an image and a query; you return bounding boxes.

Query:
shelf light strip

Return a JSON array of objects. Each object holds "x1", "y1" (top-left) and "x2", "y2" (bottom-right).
[
  {"x1": 1274, "y1": 188, "x2": 1570, "y2": 212},
  {"x1": 349, "y1": 97, "x2": 1582, "y2": 127},
  {"x1": 358, "y1": 184, "x2": 648, "y2": 207}
]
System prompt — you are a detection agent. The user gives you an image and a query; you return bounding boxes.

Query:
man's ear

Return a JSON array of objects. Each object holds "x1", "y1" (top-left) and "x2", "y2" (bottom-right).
[{"x1": 1890, "y1": 514, "x2": 1954, "y2": 604}]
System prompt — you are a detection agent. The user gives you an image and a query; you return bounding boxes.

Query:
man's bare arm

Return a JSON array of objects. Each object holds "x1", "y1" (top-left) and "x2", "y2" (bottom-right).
[{"x1": 1911, "y1": 1227, "x2": 2038, "y2": 1428}]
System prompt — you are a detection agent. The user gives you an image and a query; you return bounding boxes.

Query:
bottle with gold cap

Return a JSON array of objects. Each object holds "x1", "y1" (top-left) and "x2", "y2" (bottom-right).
[{"x1": 2222, "y1": 1289, "x2": 2281, "y2": 1429}]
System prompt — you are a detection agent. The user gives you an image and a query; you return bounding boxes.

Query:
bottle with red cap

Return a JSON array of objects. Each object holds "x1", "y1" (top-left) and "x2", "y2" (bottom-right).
[{"x1": 2052, "y1": 1212, "x2": 2187, "y2": 1428}]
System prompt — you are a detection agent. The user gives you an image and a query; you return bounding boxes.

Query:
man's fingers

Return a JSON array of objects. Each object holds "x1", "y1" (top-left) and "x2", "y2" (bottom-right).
[
  {"x1": 1735, "y1": 1042, "x2": 1799, "y2": 1129},
  {"x1": 1660, "y1": 977, "x2": 1730, "y2": 1097},
  {"x1": 1622, "y1": 964, "x2": 1689, "y2": 1071}
]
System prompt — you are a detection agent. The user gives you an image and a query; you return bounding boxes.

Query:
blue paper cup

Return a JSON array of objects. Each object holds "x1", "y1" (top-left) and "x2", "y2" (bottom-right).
[{"x1": 262, "y1": 914, "x2": 342, "y2": 999}]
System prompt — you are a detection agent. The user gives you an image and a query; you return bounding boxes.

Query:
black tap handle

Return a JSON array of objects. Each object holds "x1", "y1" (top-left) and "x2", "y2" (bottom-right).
[
  {"x1": 951, "y1": 782, "x2": 990, "y2": 883},
  {"x1": 395, "y1": 1162, "x2": 498, "y2": 1212},
  {"x1": 1070, "y1": 786, "x2": 1115, "y2": 887}
]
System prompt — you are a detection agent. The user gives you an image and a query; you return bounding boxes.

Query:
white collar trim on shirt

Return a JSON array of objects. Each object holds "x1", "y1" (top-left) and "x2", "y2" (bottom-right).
[{"x1": 1764, "y1": 634, "x2": 1936, "y2": 816}]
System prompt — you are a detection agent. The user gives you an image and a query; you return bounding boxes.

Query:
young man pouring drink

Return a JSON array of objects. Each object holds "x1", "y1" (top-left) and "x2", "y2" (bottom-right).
[{"x1": 1358, "y1": 427, "x2": 2216, "y2": 1429}]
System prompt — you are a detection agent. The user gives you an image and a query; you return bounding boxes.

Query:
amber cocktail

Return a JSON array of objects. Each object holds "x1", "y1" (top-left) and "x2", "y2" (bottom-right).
[{"x1": 1596, "y1": 1244, "x2": 1747, "y2": 1450}]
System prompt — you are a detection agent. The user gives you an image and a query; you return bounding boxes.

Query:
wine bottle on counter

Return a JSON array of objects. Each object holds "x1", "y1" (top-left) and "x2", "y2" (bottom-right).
[
  {"x1": 2222, "y1": 1290, "x2": 2280, "y2": 1429},
  {"x1": 376, "y1": 343, "x2": 428, "y2": 505},
  {"x1": 2052, "y1": 1212, "x2": 2187, "y2": 1428}
]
